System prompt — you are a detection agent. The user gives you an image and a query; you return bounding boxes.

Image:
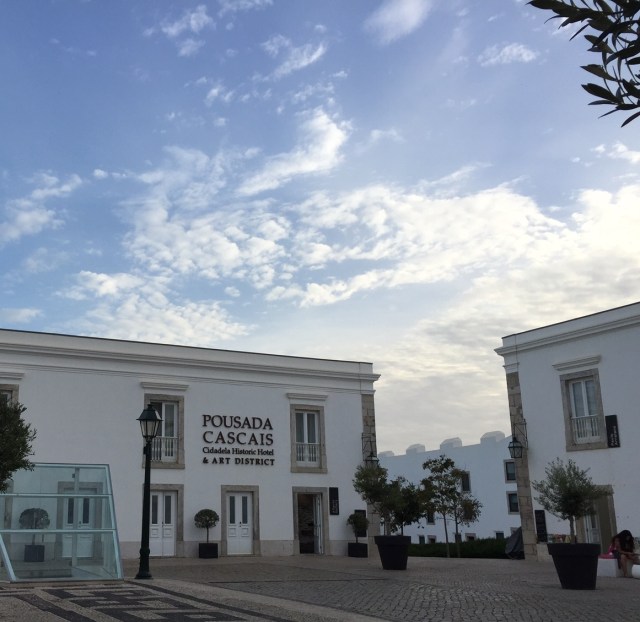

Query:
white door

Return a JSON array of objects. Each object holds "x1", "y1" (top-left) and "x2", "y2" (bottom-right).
[
  {"x1": 62, "y1": 493, "x2": 95, "y2": 558},
  {"x1": 227, "y1": 492, "x2": 252, "y2": 555},
  {"x1": 313, "y1": 495, "x2": 323, "y2": 554},
  {"x1": 150, "y1": 492, "x2": 176, "y2": 557}
]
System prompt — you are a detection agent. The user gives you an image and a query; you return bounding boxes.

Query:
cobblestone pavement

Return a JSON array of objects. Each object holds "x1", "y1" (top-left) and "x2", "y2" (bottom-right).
[{"x1": 2, "y1": 556, "x2": 640, "y2": 622}]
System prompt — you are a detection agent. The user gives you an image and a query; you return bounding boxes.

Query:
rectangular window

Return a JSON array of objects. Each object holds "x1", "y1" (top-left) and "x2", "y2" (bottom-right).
[
  {"x1": 0, "y1": 385, "x2": 17, "y2": 404},
  {"x1": 428, "y1": 536, "x2": 437, "y2": 544},
  {"x1": 144, "y1": 394, "x2": 185, "y2": 468},
  {"x1": 290, "y1": 404, "x2": 326, "y2": 472},
  {"x1": 426, "y1": 510, "x2": 435, "y2": 524},
  {"x1": 466, "y1": 534, "x2": 476, "y2": 542},
  {"x1": 504, "y1": 460, "x2": 516, "y2": 482},
  {"x1": 507, "y1": 492, "x2": 519, "y2": 514},
  {"x1": 560, "y1": 370, "x2": 606, "y2": 451},
  {"x1": 460, "y1": 471, "x2": 471, "y2": 492},
  {"x1": 495, "y1": 531, "x2": 505, "y2": 540},
  {"x1": 295, "y1": 411, "x2": 319, "y2": 464}
]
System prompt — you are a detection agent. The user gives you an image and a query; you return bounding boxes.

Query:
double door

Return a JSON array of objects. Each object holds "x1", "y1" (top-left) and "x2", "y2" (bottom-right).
[
  {"x1": 150, "y1": 492, "x2": 176, "y2": 557},
  {"x1": 227, "y1": 492, "x2": 253, "y2": 555}
]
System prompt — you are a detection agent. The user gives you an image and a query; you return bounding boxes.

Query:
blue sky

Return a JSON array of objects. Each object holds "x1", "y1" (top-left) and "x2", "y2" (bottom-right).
[{"x1": 2, "y1": 0, "x2": 639, "y2": 454}]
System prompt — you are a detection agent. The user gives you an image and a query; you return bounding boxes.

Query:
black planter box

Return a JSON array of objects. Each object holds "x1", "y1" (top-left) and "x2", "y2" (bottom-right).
[
  {"x1": 547, "y1": 542, "x2": 600, "y2": 590},
  {"x1": 348, "y1": 542, "x2": 368, "y2": 558},
  {"x1": 199, "y1": 543, "x2": 218, "y2": 559},
  {"x1": 374, "y1": 535, "x2": 410, "y2": 570},
  {"x1": 24, "y1": 544, "x2": 45, "y2": 562}
]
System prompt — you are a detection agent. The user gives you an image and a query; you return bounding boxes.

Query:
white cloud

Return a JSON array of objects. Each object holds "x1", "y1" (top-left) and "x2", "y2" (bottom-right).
[
  {"x1": 93, "y1": 169, "x2": 109, "y2": 179},
  {"x1": 0, "y1": 307, "x2": 42, "y2": 323},
  {"x1": 364, "y1": 0, "x2": 434, "y2": 45},
  {"x1": 205, "y1": 82, "x2": 235, "y2": 105},
  {"x1": 262, "y1": 35, "x2": 327, "y2": 79},
  {"x1": 599, "y1": 142, "x2": 640, "y2": 165},
  {"x1": 238, "y1": 108, "x2": 350, "y2": 195},
  {"x1": 178, "y1": 38, "x2": 205, "y2": 57},
  {"x1": 66, "y1": 271, "x2": 146, "y2": 300},
  {"x1": 161, "y1": 5, "x2": 213, "y2": 39},
  {"x1": 0, "y1": 173, "x2": 81, "y2": 245},
  {"x1": 478, "y1": 43, "x2": 539, "y2": 66},
  {"x1": 146, "y1": 5, "x2": 213, "y2": 57},
  {"x1": 218, "y1": 0, "x2": 272, "y2": 17}
]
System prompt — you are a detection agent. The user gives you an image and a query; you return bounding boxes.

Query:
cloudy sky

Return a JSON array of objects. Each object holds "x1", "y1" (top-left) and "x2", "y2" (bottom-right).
[{"x1": 2, "y1": 0, "x2": 639, "y2": 454}]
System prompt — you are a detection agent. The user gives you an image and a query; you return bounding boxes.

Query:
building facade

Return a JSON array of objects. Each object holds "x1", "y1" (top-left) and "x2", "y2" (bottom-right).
[
  {"x1": 0, "y1": 329, "x2": 379, "y2": 560},
  {"x1": 496, "y1": 302, "x2": 640, "y2": 560},
  {"x1": 379, "y1": 432, "x2": 521, "y2": 543}
]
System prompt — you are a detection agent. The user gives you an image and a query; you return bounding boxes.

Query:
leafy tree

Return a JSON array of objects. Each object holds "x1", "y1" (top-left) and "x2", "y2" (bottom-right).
[
  {"x1": 421, "y1": 455, "x2": 482, "y2": 558},
  {"x1": 0, "y1": 399, "x2": 36, "y2": 492},
  {"x1": 194, "y1": 509, "x2": 219, "y2": 543},
  {"x1": 532, "y1": 458, "x2": 607, "y2": 542},
  {"x1": 353, "y1": 463, "x2": 422, "y2": 535},
  {"x1": 528, "y1": 1, "x2": 640, "y2": 125},
  {"x1": 452, "y1": 495, "x2": 483, "y2": 558}
]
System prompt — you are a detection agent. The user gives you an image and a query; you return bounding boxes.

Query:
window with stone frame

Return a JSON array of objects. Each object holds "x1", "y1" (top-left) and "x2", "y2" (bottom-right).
[
  {"x1": 145, "y1": 395, "x2": 185, "y2": 469},
  {"x1": 507, "y1": 492, "x2": 519, "y2": 514},
  {"x1": 290, "y1": 405, "x2": 326, "y2": 473},
  {"x1": 460, "y1": 471, "x2": 471, "y2": 492},
  {"x1": 559, "y1": 369, "x2": 607, "y2": 451},
  {"x1": 504, "y1": 460, "x2": 516, "y2": 482},
  {"x1": 0, "y1": 384, "x2": 18, "y2": 404}
]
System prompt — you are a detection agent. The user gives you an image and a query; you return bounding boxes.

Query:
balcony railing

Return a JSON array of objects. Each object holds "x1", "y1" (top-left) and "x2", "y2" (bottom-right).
[
  {"x1": 151, "y1": 436, "x2": 178, "y2": 462},
  {"x1": 572, "y1": 415, "x2": 600, "y2": 443},
  {"x1": 296, "y1": 442, "x2": 320, "y2": 464}
]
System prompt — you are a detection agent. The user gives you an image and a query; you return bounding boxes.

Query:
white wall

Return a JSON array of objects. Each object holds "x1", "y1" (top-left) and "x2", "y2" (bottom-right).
[
  {"x1": 497, "y1": 302, "x2": 640, "y2": 541},
  {"x1": 380, "y1": 432, "x2": 521, "y2": 543},
  {"x1": 0, "y1": 329, "x2": 375, "y2": 557}
]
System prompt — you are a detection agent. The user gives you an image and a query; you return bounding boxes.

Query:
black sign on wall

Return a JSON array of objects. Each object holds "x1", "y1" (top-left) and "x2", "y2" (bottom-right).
[
  {"x1": 354, "y1": 509, "x2": 367, "y2": 538},
  {"x1": 534, "y1": 509, "x2": 548, "y2": 543},
  {"x1": 329, "y1": 487, "x2": 339, "y2": 515},
  {"x1": 606, "y1": 414, "x2": 620, "y2": 448}
]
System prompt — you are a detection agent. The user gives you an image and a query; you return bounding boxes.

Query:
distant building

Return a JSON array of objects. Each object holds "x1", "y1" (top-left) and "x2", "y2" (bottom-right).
[
  {"x1": 379, "y1": 432, "x2": 521, "y2": 543},
  {"x1": 496, "y1": 302, "x2": 640, "y2": 560},
  {"x1": 0, "y1": 328, "x2": 379, "y2": 573}
]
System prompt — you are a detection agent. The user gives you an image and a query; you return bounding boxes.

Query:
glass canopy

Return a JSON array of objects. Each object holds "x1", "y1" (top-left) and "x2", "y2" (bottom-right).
[{"x1": 0, "y1": 463, "x2": 122, "y2": 582}]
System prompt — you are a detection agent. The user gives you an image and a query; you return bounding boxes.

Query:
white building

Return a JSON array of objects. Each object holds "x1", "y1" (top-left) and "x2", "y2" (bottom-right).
[
  {"x1": 0, "y1": 328, "x2": 379, "y2": 566},
  {"x1": 379, "y1": 432, "x2": 521, "y2": 543},
  {"x1": 496, "y1": 302, "x2": 640, "y2": 560}
]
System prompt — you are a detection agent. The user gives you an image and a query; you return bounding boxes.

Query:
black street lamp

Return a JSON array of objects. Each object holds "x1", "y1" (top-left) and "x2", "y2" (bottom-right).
[{"x1": 136, "y1": 404, "x2": 162, "y2": 580}]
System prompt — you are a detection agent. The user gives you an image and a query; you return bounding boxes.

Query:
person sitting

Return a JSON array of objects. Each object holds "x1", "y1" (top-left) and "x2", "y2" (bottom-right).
[{"x1": 609, "y1": 530, "x2": 640, "y2": 578}]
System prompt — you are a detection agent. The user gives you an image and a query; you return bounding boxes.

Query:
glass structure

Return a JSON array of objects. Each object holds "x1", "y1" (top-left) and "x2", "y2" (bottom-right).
[{"x1": 0, "y1": 463, "x2": 122, "y2": 582}]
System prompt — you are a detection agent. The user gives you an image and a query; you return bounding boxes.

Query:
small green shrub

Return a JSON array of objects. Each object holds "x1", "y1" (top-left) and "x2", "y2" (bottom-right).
[{"x1": 409, "y1": 537, "x2": 508, "y2": 559}]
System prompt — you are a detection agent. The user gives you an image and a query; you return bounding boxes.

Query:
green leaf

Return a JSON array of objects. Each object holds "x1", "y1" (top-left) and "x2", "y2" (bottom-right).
[{"x1": 582, "y1": 81, "x2": 622, "y2": 102}]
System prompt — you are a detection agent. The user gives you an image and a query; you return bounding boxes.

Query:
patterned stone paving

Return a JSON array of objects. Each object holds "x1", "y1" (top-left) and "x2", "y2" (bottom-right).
[{"x1": 0, "y1": 584, "x2": 301, "y2": 622}]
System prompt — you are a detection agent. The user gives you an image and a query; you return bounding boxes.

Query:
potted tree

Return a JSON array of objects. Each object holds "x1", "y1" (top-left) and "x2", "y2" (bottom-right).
[
  {"x1": 194, "y1": 509, "x2": 219, "y2": 558},
  {"x1": 532, "y1": 458, "x2": 608, "y2": 590},
  {"x1": 346, "y1": 511, "x2": 369, "y2": 557},
  {"x1": 19, "y1": 507, "x2": 50, "y2": 562},
  {"x1": 353, "y1": 463, "x2": 422, "y2": 570}
]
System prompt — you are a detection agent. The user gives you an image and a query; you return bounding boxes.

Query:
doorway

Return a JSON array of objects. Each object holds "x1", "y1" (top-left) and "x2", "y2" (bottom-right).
[
  {"x1": 150, "y1": 491, "x2": 176, "y2": 557},
  {"x1": 582, "y1": 491, "x2": 615, "y2": 551},
  {"x1": 296, "y1": 493, "x2": 323, "y2": 554},
  {"x1": 62, "y1": 489, "x2": 98, "y2": 558},
  {"x1": 226, "y1": 492, "x2": 253, "y2": 555}
]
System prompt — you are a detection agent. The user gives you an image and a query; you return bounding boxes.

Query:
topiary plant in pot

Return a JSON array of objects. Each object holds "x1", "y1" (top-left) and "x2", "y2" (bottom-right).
[
  {"x1": 532, "y1": 458, "x2": 608, "y2": 590},
  {"x1": 19, "y1": 507, "x2": 50, "y2": 562},
  {"x1": 194, "y1": 509, "x2": 219, "y2": 558},
  {"x1": 353, "y1": 463, "x2": 422, "y2": 570},
  {"x1": 347, "y1": 511, "x2": 369, "y2": 557}
]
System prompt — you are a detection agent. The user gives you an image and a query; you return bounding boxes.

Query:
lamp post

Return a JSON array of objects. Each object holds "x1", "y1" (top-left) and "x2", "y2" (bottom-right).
[{"x1": 136, "y1": 404, "x2": 162, "y2": 580}]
